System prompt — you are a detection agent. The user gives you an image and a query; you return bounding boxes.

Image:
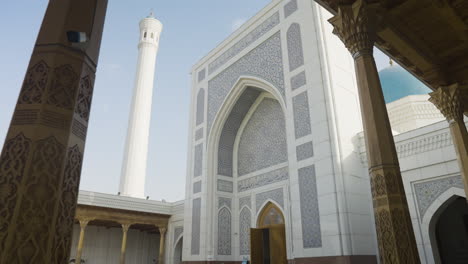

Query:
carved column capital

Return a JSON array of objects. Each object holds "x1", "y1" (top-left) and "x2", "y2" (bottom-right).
[
  {"x1": 78, "y1": 219, "x2": 91, "y2": 229},
  {"x1": 158, "y1": 226, "x2": 167, "y2": 235},
  {"x1": 328, "y1": 0, "x2": 384, "y2": 58},
  {"x1": 429, "y1": 83, "x2": 468, "y2": 123},
  {"x1": 121, "y1": 223, "x2": 132, "y2": 233}
]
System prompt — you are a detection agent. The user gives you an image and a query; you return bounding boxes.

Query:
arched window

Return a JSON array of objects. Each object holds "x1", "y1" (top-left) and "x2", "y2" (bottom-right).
[
  {"x1": 144, "y1": 32, "x2": 147, "y2": 38},
  {"x1": 258, "y1": 202, "x2": 284, "y2": 227}
]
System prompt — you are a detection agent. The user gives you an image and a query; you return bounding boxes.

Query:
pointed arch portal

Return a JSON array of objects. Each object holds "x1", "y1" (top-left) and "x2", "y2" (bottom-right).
[{"x1": 250, "y1": 202, "x2": 287, "y2": 264}]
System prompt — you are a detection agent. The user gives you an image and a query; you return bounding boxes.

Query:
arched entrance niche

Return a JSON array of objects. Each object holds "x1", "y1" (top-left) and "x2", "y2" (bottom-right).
[
  {"x1": 173, "y1": 237, "x2": 183, "y2": 264},
  {"x1": 205, "y1": 77, "x2": 288, "y2": 256},
  {"x1": 428, "y1": 195, "x2": 468, "y2": 264},
  {"x1": 250, "y1": 202, "x2": 287, "y2": 264}
]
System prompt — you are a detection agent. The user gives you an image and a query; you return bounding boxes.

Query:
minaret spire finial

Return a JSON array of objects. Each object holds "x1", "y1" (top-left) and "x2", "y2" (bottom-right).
[{"x1": 149, "y1": 8, "x2": 154, "y2": 18}]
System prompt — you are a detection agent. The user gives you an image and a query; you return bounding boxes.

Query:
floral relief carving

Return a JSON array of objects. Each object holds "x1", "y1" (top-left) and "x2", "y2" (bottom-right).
[
  {"x1": 75, "y1": 75, "x2": 94, "y2": 122},
  {"x1": 46, "y1": 65, "x2": 78, "y2": 110},
  {"x1": 18, "y1": 60, "x2": 50, "y2": 104},
  {"x1": 53, "y1": 145, "x2": 83, "y2": 263},
  {"x1": 239, "y1": 207, "x2": 251, "y2": 255},
  {"x1": 5, "y1": 136, "x2": 65, "y2": 263},
  {"x1": 217, "y1": 207, "x2": 232, "y2": 255},
  {"x1": 174, "y1": 226, "x2": 183, "y2": 244},
  {"x1": 0, "y1": 133, "x2": 32, "y2": 251}
]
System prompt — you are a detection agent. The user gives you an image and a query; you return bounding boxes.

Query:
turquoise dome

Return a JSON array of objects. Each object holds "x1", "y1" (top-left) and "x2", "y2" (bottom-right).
[{"x1": 379, "y1": 65, "x2": 431, "y2": 104}]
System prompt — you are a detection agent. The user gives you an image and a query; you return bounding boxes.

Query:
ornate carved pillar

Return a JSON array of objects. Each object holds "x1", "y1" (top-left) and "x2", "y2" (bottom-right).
[
  {"x1": 0, "y1": 1, "x2": 107, "y2": 263},
  {"x1": 429, "y1": 84, "x2": 468, "y2": 196},
  {"x1": 329, "y1": 0, "x2": 420, "y2": 263},
  {"x1": 75, "y1": 219, "x2": 90, "y2": 264},
  {"x1": 158, "y1": 226, "x2": 167, "y2": 264},
  {"x1": 120, "y1": 223, "x2": 131, "y2": 264}
]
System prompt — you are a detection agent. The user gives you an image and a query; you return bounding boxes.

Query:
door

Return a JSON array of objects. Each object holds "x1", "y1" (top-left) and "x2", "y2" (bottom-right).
[
  {"x1": 250, "y1": 228, "x2": 264, "y2": 264},
  {"x1": 269, "y1": 225, "x2": 287, "y2": 264}
]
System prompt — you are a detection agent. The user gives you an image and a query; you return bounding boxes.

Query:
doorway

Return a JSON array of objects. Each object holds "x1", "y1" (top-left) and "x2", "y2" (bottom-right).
[
  {"x1": 250, "y1": 202, "x2": 287, "y2": 264},
  {"x1": 433, "y1": 197, "x2": 468, "y2": 263}
]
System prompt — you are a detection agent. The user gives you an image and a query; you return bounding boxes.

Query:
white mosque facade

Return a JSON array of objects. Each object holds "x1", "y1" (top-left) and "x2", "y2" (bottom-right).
[{"x1": 68, "y1": 1, "x2": 467, "y2": 264}]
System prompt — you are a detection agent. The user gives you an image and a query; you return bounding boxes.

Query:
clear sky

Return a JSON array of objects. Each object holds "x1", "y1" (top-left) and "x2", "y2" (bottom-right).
[{"x1": 0, "y1": 0, "x2": 389, "y2": 202}]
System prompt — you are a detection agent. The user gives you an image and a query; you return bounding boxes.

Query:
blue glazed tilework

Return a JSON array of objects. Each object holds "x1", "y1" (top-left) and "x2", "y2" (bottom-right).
[
  {"x1": 298, "y1": 165, "x2": 322, "y2": 248},
  {"x1": 290, "y1": 71, "x2": 306, "y2": 90},
  {"x1": 217, "y1": 207, "x2": 232, "y2": 255},
  {"x1": 292, "y1": 92, "x2": 311, "y2": 139},
  {"x1": 193, "y1": 143, "x2": 203, "y2": 177},
  {"x1": 256, "y1": 188, "x2": 284, "y2": 212},
  {"x1": 238, "y1": 167, "x2": 289, "y2": 193},
  {"x1": 296, "y1": 141, "x2": 314, "y2": 161},
  {"x1": 191, "y1": 198, "x2": 201, "y2": 255},
  {"x1": 287, "y1": 23, "x2": 304, "y2": 71}
]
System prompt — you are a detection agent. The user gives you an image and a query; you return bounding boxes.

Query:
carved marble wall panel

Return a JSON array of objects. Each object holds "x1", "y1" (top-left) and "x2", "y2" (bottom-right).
[
  {"x1": 208, "y1": 32, "x2": 285, "y2": 133},
  {"x1": 287, "y1": 23, "x2": 304, "y2": 71},
  {"x1": 414, "y1": 175, "x2": 464, "y2": 218},
  {"x1": 191, "y1": 198, "x2": 201, "y2": 255},
  {"x1": 217, "y1": 207, "x2": 232, "y2": 255},
  {"x1": 218, "y1": 197, "x2": 232, "y2": 210},
  {"x1": 196, "y1": 89, "x2": 205, "y2": 126},
  {"x1": 218, "y1": 89, "x2": 261, "y2": 176},
  {"x1": 290, "y1": 71, "x2": 306, "y2": 90},
  {"x1": 174, "y1": 226, "x2": 183, "y2": 244},
  {"x1": 195, "y1": 128, "x2": 204, "y2": 141},
  {"x1": 296, "y1": 141, "x2": 314, "y2": 161},
  {"x1": 239, "y1": 196, "x2": 252, "y2": 209},
  {"x1": 256, "y1": 188, "x2": 284, "y2": 212},
  {"x1": 239, "y1": 207, "x2": 252, "y2": 255},
  {"x1": 284, "y1": 0, "x2": 298, "y2": 18},
  {"x1": 194, "y1": 143, "x2": 203, "y2": 177},
  {"x1": 238, "y1": 98, "x2": 287, "y2": 176},
  {"x1": 217, "y1": 179, "x2": 234, "y2": 193},
  {"x1": 292, "y1": 91, "x2": 312, "y2": 139},
  {"x1": 238, "y1": 167, "x2": 289, "y2": 192},
  {"x1": 208, "y1": 12, "x2": 280, "y2": 75},
  {"x1": 198, "y1": 69, "x2": 206, "y2": 82},
  {"x1": 298, "y1": 165, "x2": 322, "y2": 248},
  {"x1": 193, "y1": 181, "x2": 202, "y2": 194}
]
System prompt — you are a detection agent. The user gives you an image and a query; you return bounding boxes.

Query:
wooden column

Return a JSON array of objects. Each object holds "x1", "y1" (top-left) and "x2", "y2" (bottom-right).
[
  {"x1": 158, "y1": 227, "x2": 167, "y2": 264},
  {"x1": 0, "y1": 1, "x2": 107, "y2": 263},
  {"x1": 120, "y1": 223, "x2": 131, "y2": 264},
  {"x1": 429, "y1": 84, "x2": 468, "y2": 196},
  {"x1": 328, "y1": 0, "x2": 420, "y2": 263},
  {"x1": 75, "y1": 219, "x2": 90, "y2": 264}
]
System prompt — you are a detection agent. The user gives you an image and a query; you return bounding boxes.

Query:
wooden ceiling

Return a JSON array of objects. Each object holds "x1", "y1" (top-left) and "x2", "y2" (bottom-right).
[{"x1": 316, "y1": 0, "x2": 468, "y2": 90}]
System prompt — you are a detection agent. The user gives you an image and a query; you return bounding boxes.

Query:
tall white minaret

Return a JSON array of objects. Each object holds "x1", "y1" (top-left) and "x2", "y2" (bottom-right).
[{"x1": 119, "y1": 12, "x2": 163, "y2": 198}]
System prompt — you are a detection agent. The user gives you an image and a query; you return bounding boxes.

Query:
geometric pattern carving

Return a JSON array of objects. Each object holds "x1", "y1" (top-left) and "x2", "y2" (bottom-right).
[
  {"x1": 191, "y1": 198, "x2": 201, "y2": 255},
  {"x1": 75, "y1": 75, "x2": 94, "y2": 122},
  {"x1": 238, "y1": 167, "x2": 289, "y2": 192},
  {"x1": 193, "y1": 181, "x2": 202, "y2": 194},
  {"x1": 239, "y1": 196, "x2": 251, "y2": 209},
  {"x1": 218, "y1": 89, "x2": 261, "y2": 176},
  {"x1": 292, "y1": 92, "x2": 312, "y2": 139},
  {"x1": 239, "y1": 207, "x2": 251, "y2": 255},
  {"x1": 287, "y1": 23, "x2": 304, "y2": 71},
  {"x1": 284, "y1": 0, "x2": 298, "y2": 18},
  {"x1": 46, "y1": 65, "x2": 79, "y2": 110},
  {"x1": 217, "y1": 207, "x2": 232, "y2": 255},
  {"x1": 194, "y1": 143, "x2": 203, "y2": 177},
  {"x1": 290, "y1": 71, "x2": 306, "y2": 90},
  {"x1": 217, "y1": 179, "x2": 233, "y2": 193},
  {"x1": 256, "y1": 188, "x2": 284, "y2": 213},
  {"x1": 238, "y1": 98, "x2": 287, "y2": 176},
  {"x1": 414, "y1": 175, "x2": 464, "y2": 218},
  {"x1": 296, "y1": 141, "x2": 314, "y2": 161},
  {"x1": 72, "y1": 119, "x2": 87, "y2": 140},
  {"x1": 198, "y1": 69, "x2": 206, "y2": 83},
  {"x1": 298, "y1": 165, "x2": 322, "y2": 248},
  {"x1": 174, "y1": 226, "x2": 183, "y2": 244},
  {"x1": 196, "y1": 89, "x2": 205, "y2": 126},
  {"x1": 195, "y1": 127, "x2": 204, "y2": 141},
  {"x1": 208, "y1": 32, "x2": 285, "y2": 134},
  {"x1": 208, "y1": 12, "x2": 280, "y2": 75},
  {"x1": 53, "y1": 145, "x2": 83, "y2": 263},
  {"x1": 0, "y1": 133, "x2": 32, "y2": 250},
  {"x1": 18, "y1": 60, "x2": 50, "y2": 104},
  {"x1": 4, "y1": 136, "x2": 65, "y2": 262},
  {"x1": 218, "y1": 197, "x2": 232, "y2": 210}
]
